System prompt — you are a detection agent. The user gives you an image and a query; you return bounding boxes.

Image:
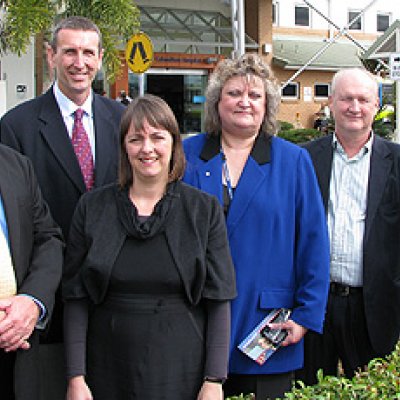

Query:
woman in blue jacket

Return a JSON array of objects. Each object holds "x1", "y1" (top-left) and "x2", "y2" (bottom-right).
[{"x1": 183, "y1": 54, "x2": 330, "y2": 399}]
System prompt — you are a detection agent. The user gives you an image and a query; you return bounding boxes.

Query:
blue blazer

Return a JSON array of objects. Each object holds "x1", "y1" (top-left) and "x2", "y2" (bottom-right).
[{"x1": 183, "y1": 133, "x2": 330, "y2": 374}]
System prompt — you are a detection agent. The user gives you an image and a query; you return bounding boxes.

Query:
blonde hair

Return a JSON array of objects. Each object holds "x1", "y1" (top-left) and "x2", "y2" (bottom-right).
[{"x1": 205, "y1": 53, "x2": 281, "y2": 136}]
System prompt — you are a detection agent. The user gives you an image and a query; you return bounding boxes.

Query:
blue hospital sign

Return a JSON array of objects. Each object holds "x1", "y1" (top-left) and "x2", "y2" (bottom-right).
[{"x1": 125, "y1": 32, "x2": 154, "y2": 74}]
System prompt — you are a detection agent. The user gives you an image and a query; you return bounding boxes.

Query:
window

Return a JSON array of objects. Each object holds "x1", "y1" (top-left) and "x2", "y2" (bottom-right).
[
  {"x1": 377, "y1": 13, "x2": 390, "y2": 32},
  {"x1": 273, "y1": 2, "x2": 278, "y2": 25},
  {"x1": 282, "y1": 82, "x2": 299, "y2": 100},
  {"x1": 348, "y1": 10, "x2": 362, "y2": 31},
  {"x1": 295, "y1": 5, "x2": 310, "y2": 27},
  {"x1": 314, "y1": 83, "x2": 330, "y2": 99}
]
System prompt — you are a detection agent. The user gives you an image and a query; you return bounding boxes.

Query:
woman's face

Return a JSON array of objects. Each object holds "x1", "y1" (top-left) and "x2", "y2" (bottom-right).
[
  {"x1": 124, "y1": 119, "x2": 173, "y2": 184},
  {"x1": 218, "y1": 75, "x2": 266, "y2": 137}
]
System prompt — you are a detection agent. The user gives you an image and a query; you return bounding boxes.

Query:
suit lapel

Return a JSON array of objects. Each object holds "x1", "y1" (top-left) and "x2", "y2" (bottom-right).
[
  {"x1": 308, "y1": 136, "x2": 333, "y2": 211},
  {"x1": 196, "y1": 155, "x2": 223, "y2": 201},
  {"x1": 226, "y1": 157, "x2": 266, "y2": 233},
  {"x1": 92, "y1": 95, "x2": 118, "y2": 186},
  {"x1": 38, "y1": 90, "x2": 86, "y2": 192},
  {"x1": 364, "y1": 136, "x2": 392, "y2": 242}
]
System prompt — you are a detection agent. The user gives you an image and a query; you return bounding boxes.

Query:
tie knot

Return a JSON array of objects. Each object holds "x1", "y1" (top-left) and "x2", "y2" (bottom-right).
[{"x1": 75, "y1": 108, "x2": 84, "y2": 121}]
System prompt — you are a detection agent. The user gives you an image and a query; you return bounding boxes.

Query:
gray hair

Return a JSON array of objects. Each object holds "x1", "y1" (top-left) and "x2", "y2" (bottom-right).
[
  {"x1": 50, "y1": 16, "x2": 102, "y2": 53},
  {"x1": 205, "y1": 53, "x2": 281, "y2": 136}
]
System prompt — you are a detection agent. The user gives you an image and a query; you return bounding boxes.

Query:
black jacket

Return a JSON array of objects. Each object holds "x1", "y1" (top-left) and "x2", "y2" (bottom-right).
[
  {"x1": 62, "y1": 181, "x2": 236, "y2": 306},
  {"x1": 304, "y1": 134, "x2": 400, "y2": 355}
]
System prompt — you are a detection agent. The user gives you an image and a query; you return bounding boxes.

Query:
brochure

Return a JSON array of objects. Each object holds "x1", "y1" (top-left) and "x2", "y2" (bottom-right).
[{"x1": 238, "y1": 308, "x2": 291, "y2": 365}]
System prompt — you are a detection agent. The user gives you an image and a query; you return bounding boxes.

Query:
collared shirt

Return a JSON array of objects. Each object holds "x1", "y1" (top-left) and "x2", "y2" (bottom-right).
[
  {"x1": 328, "y1": 133, "x2": 373, "y2": 287},
  {"x1": 0, "y1": 194, "x2": 46, "y2": 322},
  {"x1": 53, "y1": 82, "x2": 96, "y2": 163}
]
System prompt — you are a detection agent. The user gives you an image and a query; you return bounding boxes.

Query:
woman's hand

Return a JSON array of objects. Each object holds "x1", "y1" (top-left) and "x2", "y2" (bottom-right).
[
  {"x1": 197, "y1": 380, "x2": 223, "y2": 400},
  {"x1": 272, "y1": 319, "x2": 308, "y2": 347},
  {"x1": 66, "y1": 376, "x2": 93, "y2": 400}
]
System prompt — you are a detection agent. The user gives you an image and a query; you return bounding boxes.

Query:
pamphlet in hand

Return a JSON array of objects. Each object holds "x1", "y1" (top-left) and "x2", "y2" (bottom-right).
[{"x1": 238, "y1": 308, "x2": 291, "y2": 365}]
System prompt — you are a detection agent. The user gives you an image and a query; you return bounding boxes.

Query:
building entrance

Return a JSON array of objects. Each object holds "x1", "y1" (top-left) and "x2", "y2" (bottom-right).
[
  {"x1": 128, "y1": 70, "x2": 208, "y2": 136},
  {"x1": 147, "y1": 74, "x2": 184, "y2": 131}
]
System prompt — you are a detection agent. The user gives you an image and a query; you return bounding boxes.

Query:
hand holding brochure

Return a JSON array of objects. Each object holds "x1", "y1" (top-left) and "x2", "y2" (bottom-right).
[{"x1": 238, "y1": 308, "x2": 291, "y2": 365}]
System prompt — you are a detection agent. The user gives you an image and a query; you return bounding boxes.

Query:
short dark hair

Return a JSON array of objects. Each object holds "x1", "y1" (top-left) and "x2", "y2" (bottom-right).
[
  {"x1": 119, "y1": 94, "x2": 186, "y2": 187},
  {"x1": 50, "y1": 16, "x2": 102, "y2": 53}
]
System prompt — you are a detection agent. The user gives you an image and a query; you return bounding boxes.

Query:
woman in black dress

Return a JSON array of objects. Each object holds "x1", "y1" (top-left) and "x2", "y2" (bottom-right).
[{"x1": 62, "y1": 94, "x2": 236, "y2": 400}]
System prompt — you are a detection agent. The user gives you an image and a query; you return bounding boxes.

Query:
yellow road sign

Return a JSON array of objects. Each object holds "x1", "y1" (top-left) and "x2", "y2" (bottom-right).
[{"x1": 125, "y1": 32, "x2": 153, "y2": 74}]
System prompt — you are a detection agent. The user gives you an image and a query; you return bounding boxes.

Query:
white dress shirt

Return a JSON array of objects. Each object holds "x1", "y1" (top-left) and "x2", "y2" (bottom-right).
[
  {"x1": 328, "y1": 133, "x2": 373, "y2": 287},
  {"x1": 53, "y1": 82, "x2": 96, "y2": 163}
]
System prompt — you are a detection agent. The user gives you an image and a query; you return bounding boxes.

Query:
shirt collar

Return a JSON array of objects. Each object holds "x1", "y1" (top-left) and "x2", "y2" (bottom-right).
[
  {"x1": 53, "y1": 81, "x2": 93, "y2": 118},
  {"x1": 332, "y1": 132, "x2": 373, "y2": 158},
  {"x1": 200, "y1": 132, "x2": 272, "y2": 165}
]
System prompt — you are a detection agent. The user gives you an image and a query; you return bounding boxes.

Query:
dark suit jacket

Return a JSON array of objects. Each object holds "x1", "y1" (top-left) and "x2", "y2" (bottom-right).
[
  {"x1": 0, "y1": 88, "x2": 124, "y2": 341},
  {"x1": 0, "y1": 144, "x2": 64, "y2": 400},
  {"x1": 0, "y1": 87, "x2": 125, "y2": 238},
  {"x1": 304, "y1": 134, "x2": 400, "y2": 355}
]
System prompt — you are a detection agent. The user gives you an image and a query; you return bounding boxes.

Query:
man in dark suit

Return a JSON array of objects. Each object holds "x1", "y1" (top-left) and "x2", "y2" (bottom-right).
[
  {"x1": 0, "y1": 144, "x2": 64, "y2": 400},
  {"x1": 0, "y1": 16, "x2": 124, "y2": 398},
  {"x1": 299, "y1": 68, "x2": 400, "y2": 384}
]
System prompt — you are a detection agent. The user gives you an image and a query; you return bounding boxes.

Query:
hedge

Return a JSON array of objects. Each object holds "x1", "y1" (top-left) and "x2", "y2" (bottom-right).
[{"x1": 226, "y1": 342, "x2": 400, "y2": 399}]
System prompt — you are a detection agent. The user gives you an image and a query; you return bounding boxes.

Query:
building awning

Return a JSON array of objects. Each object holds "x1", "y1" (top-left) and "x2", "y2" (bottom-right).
[
  {"x1": 138, "y1": 5, "x2": 258, "y2": 54},
  {"x1": 273, "y1": 38, "x2": 365, "y2": 71},
  {"x1": 363, "y1": 19, "x2": 400, "y2": 60}
]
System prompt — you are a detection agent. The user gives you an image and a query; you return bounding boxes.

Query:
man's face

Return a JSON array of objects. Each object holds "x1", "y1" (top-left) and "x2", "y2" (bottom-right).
[
  {"x1": 329, "y1": 71, "x2": 379, "y2": 137},
  {"x1": 47, "y1": 29, "x2": 103, "y2": 104}
]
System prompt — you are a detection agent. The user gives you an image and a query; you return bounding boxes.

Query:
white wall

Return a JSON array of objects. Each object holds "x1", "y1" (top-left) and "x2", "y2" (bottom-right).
[
  {"x1": 0, "y1": 43, "x2": 35, "y2": 112},
  {"x1": 276, "y1": 0, "x2": 399, "y2": 34},
  {"x1": 0, "y1": 81, "x2": 6, "y2": 118}
]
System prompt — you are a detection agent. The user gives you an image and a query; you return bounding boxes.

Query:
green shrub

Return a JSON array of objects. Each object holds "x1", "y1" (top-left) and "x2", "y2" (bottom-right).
[
  {"x1": 226, "y1": 394, "x2": 254, "y2": 400},
  {"x1": 284, "y1": 343, "x2": 400, "y2": 399},
  {"x1": 278, "y1": 120, "x2": 295, "y2": 132},
  {"x1": 277, "y1": 128, "x2": 325, "y2": 144},
  {"x1": 226, "y1": 343, "x2": 400, "y2": 399},
  {"x1": 372, "y1": 119, "x2": 394, "y2": 140}
]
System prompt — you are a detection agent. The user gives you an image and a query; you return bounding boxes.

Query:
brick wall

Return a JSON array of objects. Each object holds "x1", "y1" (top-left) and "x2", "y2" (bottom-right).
[{"x1": 273, "y1": 68, "x2": 334, "y2": 129}]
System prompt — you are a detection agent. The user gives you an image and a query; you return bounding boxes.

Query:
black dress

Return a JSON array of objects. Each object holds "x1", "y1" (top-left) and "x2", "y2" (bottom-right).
[
  {"x1": 85, "y1": 186, "x2": 209, "y2": 400},
  {"x1": 63, "y1": 182, "x2": 237, "y2": 400},
  {"x1": 86, "y1": 233, "x2": 206, "y2": 400}
]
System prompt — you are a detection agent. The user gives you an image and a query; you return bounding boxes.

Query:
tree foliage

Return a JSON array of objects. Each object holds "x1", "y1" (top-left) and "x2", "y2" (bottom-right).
[{"x1": 0, "y1": 0, "x2": 140, "y2": 82}]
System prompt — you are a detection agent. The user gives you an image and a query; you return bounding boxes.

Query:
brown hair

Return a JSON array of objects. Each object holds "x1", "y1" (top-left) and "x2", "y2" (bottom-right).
[
  {"x1": 118, "y1": 94, "x2": 185, "y2": 187},
  {"x1": 50, "y1": 16, "x2": 102, "y2": 53},
  {"x1": 205, "y1": 53, "x2": 280, "y2": 136}
]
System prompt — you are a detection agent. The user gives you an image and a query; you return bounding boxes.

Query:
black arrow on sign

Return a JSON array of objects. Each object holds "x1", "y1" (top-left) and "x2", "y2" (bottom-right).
[{"x1": 129, "y1": 41, "x2": 150, "y2": 64}]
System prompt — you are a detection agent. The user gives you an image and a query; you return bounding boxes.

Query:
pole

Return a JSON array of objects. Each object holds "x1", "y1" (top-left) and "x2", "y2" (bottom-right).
[
  {"x1": 231, "y1": 0, "x2": 245, "y2": 58},
  {"x1": 237, "y1": 0, "x2": 245, "y2": 57},
  {"x1": 396, "y1": 28, "x2": 400, "y2": 143},
  {"x1": 138, "y1": 73, "x2": 145, "y2": 96},
  {"x1": 396, "y1": 80, "x2": 400, "y2": 142},
  {"x1": 231, "y1": 0, "x2": 238, "y2": 58}
]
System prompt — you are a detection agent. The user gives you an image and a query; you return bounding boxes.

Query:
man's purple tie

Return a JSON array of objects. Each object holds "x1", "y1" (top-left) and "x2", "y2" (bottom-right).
[{"x1": 72, "y1": 108, "x2": 94, "y2": 190}]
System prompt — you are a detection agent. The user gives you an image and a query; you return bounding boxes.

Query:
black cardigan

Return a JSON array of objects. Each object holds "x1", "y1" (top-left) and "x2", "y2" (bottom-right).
[{"x1": 62, "y1": 181, "x2": 236, "y2": 305}]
